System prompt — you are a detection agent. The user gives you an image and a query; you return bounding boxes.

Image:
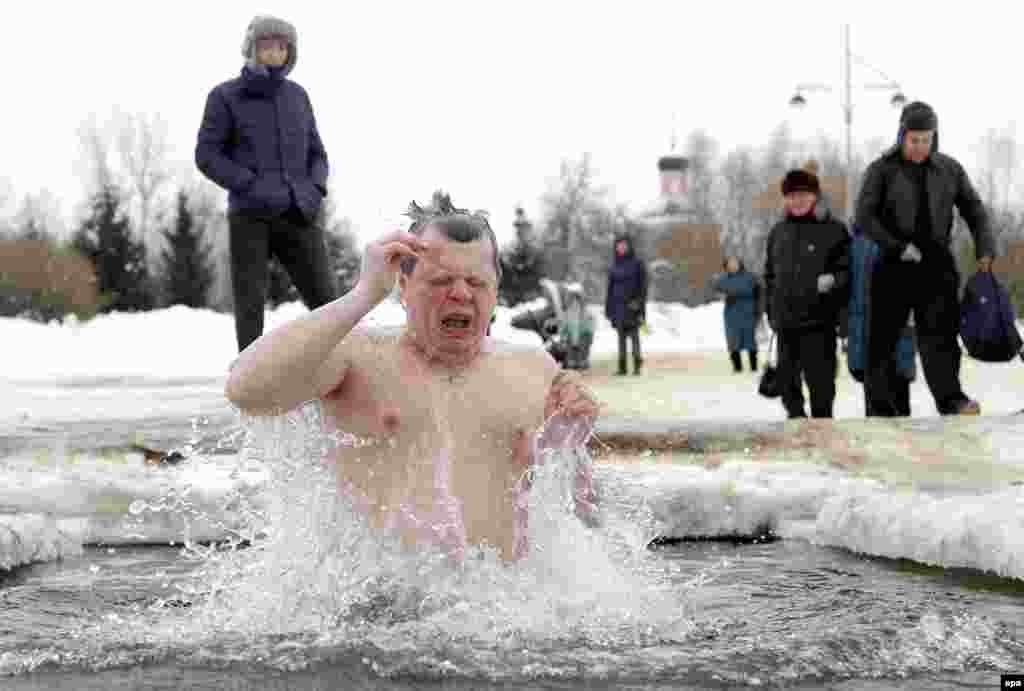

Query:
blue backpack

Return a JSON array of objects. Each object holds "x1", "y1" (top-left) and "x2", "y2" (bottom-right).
[{"x1": 959, "y1": 271, "x2": 1024, "y2": 362}]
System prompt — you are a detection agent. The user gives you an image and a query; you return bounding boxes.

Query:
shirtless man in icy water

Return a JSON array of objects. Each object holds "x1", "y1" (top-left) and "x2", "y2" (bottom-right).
[{"x1": 225, "y1": 192, "x2": 599, "y2": 559}]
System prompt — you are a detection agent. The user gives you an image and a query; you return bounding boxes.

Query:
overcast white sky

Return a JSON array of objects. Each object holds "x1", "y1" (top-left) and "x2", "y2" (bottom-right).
[{"x1": 3, "y1": 1, "x2": 1019, "y2": 246}]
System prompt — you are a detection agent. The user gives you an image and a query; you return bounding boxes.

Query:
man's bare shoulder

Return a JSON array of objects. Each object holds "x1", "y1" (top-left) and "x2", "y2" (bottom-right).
[
  {"x1": 487, "y1": 337, "x2": 559, "y2": 377},
  {"x1": 343, "y1": 324, "x2": 402, "y2": 356}
]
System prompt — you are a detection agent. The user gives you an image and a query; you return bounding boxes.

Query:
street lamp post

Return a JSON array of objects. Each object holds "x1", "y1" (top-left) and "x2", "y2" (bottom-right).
[{"x1": 789, "y1": 24, "x2": 907, "y2": 222}]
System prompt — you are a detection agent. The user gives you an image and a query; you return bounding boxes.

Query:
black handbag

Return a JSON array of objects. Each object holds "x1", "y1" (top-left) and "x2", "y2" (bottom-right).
[{"x1": 758, "y1": 333, "x2": 782, "y2": 398}]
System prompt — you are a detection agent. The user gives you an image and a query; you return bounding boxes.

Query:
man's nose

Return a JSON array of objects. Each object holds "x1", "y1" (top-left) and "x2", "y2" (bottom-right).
[{"x1": 448, "y1": 279, "x2": 472, "y2": 301}]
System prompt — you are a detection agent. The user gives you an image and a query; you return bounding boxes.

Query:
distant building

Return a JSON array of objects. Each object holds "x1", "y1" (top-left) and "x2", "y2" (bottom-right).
[{"x1": 630, "y1": 153, "x2": 721, "y2": 304}]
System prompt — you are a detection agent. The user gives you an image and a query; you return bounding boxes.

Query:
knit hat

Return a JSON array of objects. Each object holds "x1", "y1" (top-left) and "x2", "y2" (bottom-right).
[
  {"x1": 781, "y1": 169, "x2": 820, "y2": 196},
  {"x1": 241, "y1": 15, "x2": 298, "y2": 77}
]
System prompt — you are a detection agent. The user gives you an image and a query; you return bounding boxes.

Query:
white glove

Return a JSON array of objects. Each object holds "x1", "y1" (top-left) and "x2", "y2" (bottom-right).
[
  {"x1": 900, "y1": 243, "x2": 923, "y2": 263},
  {"x1": 817, "y1": 273, "x2": 836, "y2": 293}
]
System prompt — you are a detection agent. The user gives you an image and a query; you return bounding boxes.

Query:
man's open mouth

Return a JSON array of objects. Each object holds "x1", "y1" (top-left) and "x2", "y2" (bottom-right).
[{"x1": 441, "y1": 316, "x2": 472, "y2": 329}]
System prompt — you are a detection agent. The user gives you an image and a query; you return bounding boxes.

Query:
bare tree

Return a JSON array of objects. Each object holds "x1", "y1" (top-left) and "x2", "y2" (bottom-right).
[
  {"x1": 540, "y1": 154, "x2": 609, "y2": 283},
  {"x1": 0, "y1": 177, "x2": 13, "y2": 237},
  {"x1": 13, "y1": 190, "x2": 65, "y2": 241},
  {"x1": 116, "y1": 110, "x2": 174, "y2": 261},
  {"x1": 685, "y1": 130, "x2": 720, "y2": 225},
  {"x1": 976, "y1": 125, "x2": 1018, "y2": 214},
  {"x1": 718, "y1": 147, "x2": 761, "y2": 268},
  {"x1": 75, "y1": 114, "x2": 119, "y2": 199},
  {"x1": 75, "y1": 111, "x2": 174, "y2": 264},
  {"x1": 760, "y1": 122, "x2": 796, "y2": 179}
]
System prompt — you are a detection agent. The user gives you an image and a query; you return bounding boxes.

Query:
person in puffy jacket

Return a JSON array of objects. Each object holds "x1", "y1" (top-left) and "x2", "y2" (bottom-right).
[
  {"x1": 196, "y1": 14, "x2": 336, "y2": 352},
  {"x1": 764, "y1": 169, "x2": 850, "y2": 419},
  {"x1": 605, "y1": 234, "x2": 648, "y2": 376}
]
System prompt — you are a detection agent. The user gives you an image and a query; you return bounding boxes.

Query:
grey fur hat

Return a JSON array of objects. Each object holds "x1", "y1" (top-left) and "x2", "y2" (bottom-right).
[{"x1": 241, "y1": 15, "x2": 297, "y2": 76}]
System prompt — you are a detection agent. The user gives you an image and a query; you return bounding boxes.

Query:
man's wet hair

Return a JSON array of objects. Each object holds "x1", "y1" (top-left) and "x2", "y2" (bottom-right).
[{"x1": 399, "y1": 190, "x2": 502, "y2": 282}]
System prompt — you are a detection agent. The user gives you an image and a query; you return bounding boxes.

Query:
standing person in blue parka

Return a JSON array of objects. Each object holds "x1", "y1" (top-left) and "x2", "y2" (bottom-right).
[
  {"x1": 196, "y1": 15, "x2": 337, "y2": 353},
  {"x1": 713, "y1": 256, "x2": 758, "y2": 372},
  {"x1": 846, "y1": 225, "x2": 917, "y2": 416}
]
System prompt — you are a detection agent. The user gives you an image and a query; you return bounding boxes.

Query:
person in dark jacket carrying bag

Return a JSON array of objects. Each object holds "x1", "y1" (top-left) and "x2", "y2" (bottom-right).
[
  {"x1": 764, "y1": 169, "x2": 850, "y2": 419},
  {"x1": 196, "y1": 15, "x2": 337, "y2": 353},
  {"x1": 855, "y1": 101, "x2": 994, "y2": 416},
  {"x1": 605, "y1": 234, "x2": 648, "y2": 376}
]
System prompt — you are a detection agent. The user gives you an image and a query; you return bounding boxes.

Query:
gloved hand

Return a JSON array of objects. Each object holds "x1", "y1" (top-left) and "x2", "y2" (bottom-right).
[
  {"x1": 900, "y1": 243, "x2": 923, "y2": 263},
  {"x1": 817, "y1": 274, "x2": 836, "y2": 293}
]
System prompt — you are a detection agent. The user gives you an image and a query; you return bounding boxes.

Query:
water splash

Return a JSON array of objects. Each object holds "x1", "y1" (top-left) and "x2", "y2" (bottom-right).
[{"x1": 87, "y1": 401, "x2": 695, "y2": 675}]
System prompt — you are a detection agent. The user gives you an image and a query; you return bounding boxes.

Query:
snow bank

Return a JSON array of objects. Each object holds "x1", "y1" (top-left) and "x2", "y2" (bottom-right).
[
  {"x1": 813, "y1": 485, "x2": 1024, "y2": 581},
  {"x1": 0, "y1": 300, "x2": 729, "y2": 383},
  {"x1": 0, "y1": 514, "x2": 81, "y2": 570}
]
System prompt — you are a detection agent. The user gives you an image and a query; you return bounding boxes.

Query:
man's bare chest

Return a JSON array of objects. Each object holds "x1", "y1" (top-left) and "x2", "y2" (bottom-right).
[{"x1": 325, "y1": 354, "x2": 548, "y2": 447}]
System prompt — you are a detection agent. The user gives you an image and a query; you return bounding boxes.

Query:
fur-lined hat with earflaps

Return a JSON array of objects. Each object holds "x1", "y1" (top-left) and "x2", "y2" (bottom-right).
[
  {"x1": 896, "y1": 100, "x2": 939, "y2": 154},
  {"x1": 240, "y1": 15, "x2": 298, "y2": 77}
]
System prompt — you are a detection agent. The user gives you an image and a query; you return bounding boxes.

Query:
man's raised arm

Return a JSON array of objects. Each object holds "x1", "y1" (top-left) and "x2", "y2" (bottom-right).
[{"x1": 224, "y1": 229, "x2": 426, "y2": 414}]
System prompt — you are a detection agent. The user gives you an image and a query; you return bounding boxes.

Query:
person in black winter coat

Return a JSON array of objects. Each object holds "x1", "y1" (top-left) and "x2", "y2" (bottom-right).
[
  {"x1": 856, "y1": 100, "x2": 994, "y2": 416},
  {"x1": 605, "y1": 234, "x2": 648, "y2": 375},
  {"x1": 196, "y1": 15, "x2": 337, "y2": 352},
  {"x1": 764, "y1": 169, "x2": 850, "y2": 419}
]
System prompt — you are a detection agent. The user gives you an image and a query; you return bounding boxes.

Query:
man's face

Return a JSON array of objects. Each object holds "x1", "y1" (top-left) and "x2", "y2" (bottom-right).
[
  {"x1": 255, "y1": 38, "x2": 288, "y2": 67},
  {"x1": 615, "y1": 240, "x2": 628, "y2": 256},
  {"x1": 725, "y1": 257, "x2": 740, "y2": 273},
  {"x1": 398, "y1": 226, "x2": 498, "y2": 364},
  {"x1": 902, "y1": 129, "x2": 934, "y2": 163},
  {"x1": 783, "y1": 191, "x2": 817, "y2": 217}
]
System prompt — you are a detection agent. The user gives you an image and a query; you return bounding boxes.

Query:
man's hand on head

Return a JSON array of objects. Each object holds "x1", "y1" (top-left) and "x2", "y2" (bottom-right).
[{"x1": 357, "y1": 229, "x2": 429, "y2": 305}]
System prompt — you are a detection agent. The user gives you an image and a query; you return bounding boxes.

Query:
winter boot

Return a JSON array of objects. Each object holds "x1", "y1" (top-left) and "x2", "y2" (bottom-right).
[{"x1": 730, "y1": 351, "x2": 742, "y2": 373}]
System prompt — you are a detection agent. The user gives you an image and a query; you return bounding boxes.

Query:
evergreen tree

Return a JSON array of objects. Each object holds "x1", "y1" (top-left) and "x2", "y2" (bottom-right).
[
  {"x1": 326, "y1": 218, "x2": 361, "y2": 295},
  {"x1": 159, "y1": 190, "x2": 214, "y2": 308},
  {"x1": 72, "y1": 182, "x2": 154, "y2": 312}
]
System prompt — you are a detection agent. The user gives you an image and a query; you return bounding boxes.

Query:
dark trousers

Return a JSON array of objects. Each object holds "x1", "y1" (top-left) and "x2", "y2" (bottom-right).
[
  {"x1": 617, "y1": 327, "x2": 642, "y2": 373},
  {"x1": 865, "y1": 375, "x2": 911, "y2": 417},
  {"x1": 777, "y1": 326, "x2": 837, "y2": 418},
  {"x1": 229, "y1": 206, "x2": 337, "y2": 352},
  {"x1": 730, "y1": 350, "x2": 758, "y2": 372},
  {"x1": 866, "y1": 257, "x2": 964, "y2": 415}
]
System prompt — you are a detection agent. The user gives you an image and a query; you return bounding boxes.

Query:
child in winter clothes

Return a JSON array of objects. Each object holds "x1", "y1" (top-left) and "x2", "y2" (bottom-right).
[
  {"x1": 764, "y1": 169, "x2": 851, "y2": 418},
  {"x1": 558, "y1": 283, "x2": 595, "y2": 370}
]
